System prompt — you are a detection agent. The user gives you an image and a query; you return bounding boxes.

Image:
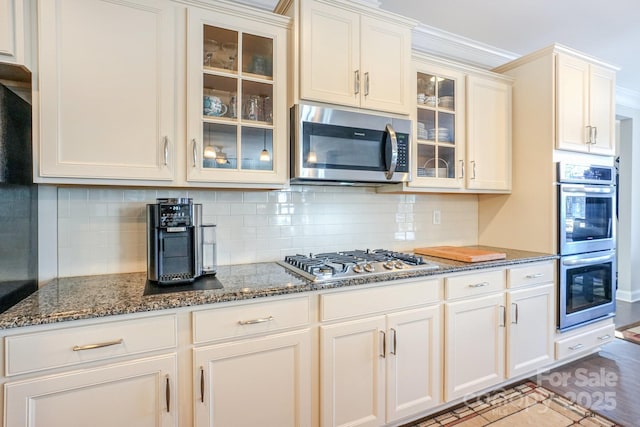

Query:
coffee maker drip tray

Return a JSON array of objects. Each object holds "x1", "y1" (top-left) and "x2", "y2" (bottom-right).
[{"x1": 143, "y1": 275, "x2": 222, "y2": 296}]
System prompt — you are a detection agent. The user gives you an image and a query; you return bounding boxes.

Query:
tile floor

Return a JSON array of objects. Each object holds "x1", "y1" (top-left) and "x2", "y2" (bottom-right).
[{"x1": 406, "y1": 381, "x2": 619, "y2": 426}]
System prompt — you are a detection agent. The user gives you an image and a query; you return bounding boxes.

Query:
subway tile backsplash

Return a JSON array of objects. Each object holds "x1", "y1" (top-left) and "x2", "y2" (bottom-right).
[{"x1": 56, "y1": 186, "x2": 478, "y2": 277}]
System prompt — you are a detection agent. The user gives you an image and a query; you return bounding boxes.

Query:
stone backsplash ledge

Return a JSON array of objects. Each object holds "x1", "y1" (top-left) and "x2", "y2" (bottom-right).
[{"x1": 55, "y1": 186, "x2": 478, "y2": 278}]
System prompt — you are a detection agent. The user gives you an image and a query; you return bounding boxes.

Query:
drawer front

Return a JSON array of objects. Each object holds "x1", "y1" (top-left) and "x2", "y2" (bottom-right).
[
  {"x1": 320, "y1": 278, "x2": 440, "y2": 322},
  {"x1": 5, "y1": 314, "x2": 177, "y2": 376},
  {"x1": 508, "y1": 261, "x2": 555, "y2": 288},
  {"x1": 445, "y1": 269, "x2": 505, "y2": 300},
  {"x1": 555, "y1": 323, "x2": 615, "y2": 360},
  {"x1": 192, "y1": 296, "x2": 310, "y2": 344}
]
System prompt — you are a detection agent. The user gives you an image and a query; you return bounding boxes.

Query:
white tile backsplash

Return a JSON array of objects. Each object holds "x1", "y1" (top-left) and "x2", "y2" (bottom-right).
[{"x1": 55, "y1": 186, "x2": 479, "y2": 277}]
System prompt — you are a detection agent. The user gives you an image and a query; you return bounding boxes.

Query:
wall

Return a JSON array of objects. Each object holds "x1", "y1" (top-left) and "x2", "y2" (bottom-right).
[{"x1": 53, "y1": 186, "x2": 479, "y2": 278}]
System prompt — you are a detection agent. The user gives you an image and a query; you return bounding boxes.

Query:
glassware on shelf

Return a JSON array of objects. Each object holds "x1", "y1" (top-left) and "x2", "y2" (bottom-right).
[
  {"x1": 221, "y1": 42, "x2": 238, "y2": 70},
  {"x1": 203, "y1": 39, "x2": 220, "y2": 67}
]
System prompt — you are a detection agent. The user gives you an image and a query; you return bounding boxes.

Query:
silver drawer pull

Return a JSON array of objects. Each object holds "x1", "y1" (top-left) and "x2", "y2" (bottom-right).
[
  {"x1": 568, "y1": 343, "x2": 584, "y2": 351},
  {"x1": 598, "y1": 334, "x2": 611, "y2": 341},
  {"x1": 72, "y1": 338, "x2": 124, "y2": 351},
  {"x1": 238, "y1": 316, "x2": 274, "y2": 325},
  {"x1": 468, "y1": 282, "x2": 489, "y2": 288},
  {"x1": 526, "y1": 273, "x2": 543, "y2": 279}
]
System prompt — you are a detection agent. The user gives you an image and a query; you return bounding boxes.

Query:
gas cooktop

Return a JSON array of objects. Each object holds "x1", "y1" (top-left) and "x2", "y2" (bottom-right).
[{"x1": 278, "y1": 249, "x2": 439, "y2": 283}]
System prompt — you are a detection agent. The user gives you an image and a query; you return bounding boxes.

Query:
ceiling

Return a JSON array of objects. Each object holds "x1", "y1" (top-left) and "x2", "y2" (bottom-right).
[{"x1": 378, "y1": 0, "x2": 640, "y2": 94}]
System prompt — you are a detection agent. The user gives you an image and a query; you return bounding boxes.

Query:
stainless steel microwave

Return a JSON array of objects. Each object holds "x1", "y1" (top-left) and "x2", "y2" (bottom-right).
[{"x1": 290, "y1": 104, "x2": 412, "y2": 184}]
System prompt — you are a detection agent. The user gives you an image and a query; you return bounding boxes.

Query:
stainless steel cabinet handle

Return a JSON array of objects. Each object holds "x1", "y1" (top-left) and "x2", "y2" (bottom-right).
[
  {"x1": 165, "y1": 375, "x2": 170, "y2": 413},
  {"x1": 499, "y1": 305, "x2": 506, "y2": 327},
  {"x1": 238, "y1": 316, "x2": 274, "y2": 325},
  {"x1": 163, "y1": 136, "x2": 169, "y2": 166},
  {"x1": 364, "y1": 72, "x2": 370, "y2": 96},
  {"x1": 598, "y1": 334, "x2": 611, "y2": 341},
  {"x1": 569, "y1": 343, "x2": 584, "y2": 351},
  {"x1": 354, "y1": 70, "x2": 360, "y2": 95},
  {"x1": 200, "y1": 366, "x2": 205, "y2": 403},
  {"x1": 586, "y1": 125, "x2": 592, "y2": 144},
  {"x1": 459, "y1": 160, "x2": 464, "y2": 179},
  {"x1": 471, "y1": 160, "x2": 477, "y2": 180},
  {"x1": 390, "y1": 328, "x2": 397, "y2": 355},
  {"x1": 592, "y1": 126, "x2": 598, "y2": 144},
  {"x1": 192, "y1": 139, "x2": 198, "y2": 167},
  {"x1": 512, "y1": 303, "x2": 518, "y2": 324},
  {"x1": 72, "y1": 338, "x2": 124, "y2": 351},
  {"x1": 468, "y1": 282, "x2": 489, "y2": 288},
  {"x1": 379, "y1": 330, "x2": 386, "y2": 358},
  {"x1": 526, "y1": 273, "x2": 543, "y2": 279}
]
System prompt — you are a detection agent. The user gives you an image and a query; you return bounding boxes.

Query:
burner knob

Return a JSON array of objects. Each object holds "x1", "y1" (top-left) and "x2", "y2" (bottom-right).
[
  {"x1": 364, "y1": 263, "x2": 375, "y2": 273},
  {"x1": 353, "y1": 264, "x2": 364, "y2": 273},
  {"x1": 383, "y1": 261, "x2": 395, "y2": 270},
  {"x1": 394, "y1": 261, "x2": 405, "y2": 269}
]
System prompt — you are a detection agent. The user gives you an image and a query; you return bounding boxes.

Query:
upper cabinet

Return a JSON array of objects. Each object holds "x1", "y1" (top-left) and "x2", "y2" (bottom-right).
[
  {"x1": 493, "y1": 44, "x2": 617, "y2": 158},
  {"x1": 384, "y1": 54, "x2": 512, "y2": 194},
  {"x1": 277, "y1": 0, "x2": 415, "y2": 115},
  {"x1": 36, "y1": 0, "x2": 177, "y2": 182},
  {"x1": 185, "y1": 5, "x2": 288, "y2": 186},
  {"x1": 0, "y1": 0, "x2": 32, "y2": 74},
  {"x1": 556, "y1": 53, "x2": 616, "y2": 155}
]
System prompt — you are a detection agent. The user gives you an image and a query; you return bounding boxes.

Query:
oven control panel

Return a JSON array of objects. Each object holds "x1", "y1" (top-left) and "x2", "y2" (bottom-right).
[{"x1": 558, "y1": 163, "x2": 615, "y2": 185}]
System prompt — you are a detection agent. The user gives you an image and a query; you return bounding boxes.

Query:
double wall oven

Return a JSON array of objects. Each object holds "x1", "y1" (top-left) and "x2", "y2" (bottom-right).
[{"x1": 557, "y1": 162, "x2": 616, "y2": 330}]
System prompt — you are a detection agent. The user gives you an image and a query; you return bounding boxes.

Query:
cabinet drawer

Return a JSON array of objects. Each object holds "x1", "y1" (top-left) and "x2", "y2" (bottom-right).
[
  {"x1": 508, "y1": 261, "x2": 555, "y2": 288},
  {"x1": 555, "y1": 323, "x2": 615, "y2": 360},
  {"x1": 5, "y1": 314, "x2": 177, "y2": 376},
  {"x1": 445, "y1": 269, "x2": 505, "y2": 300},
  {"x1": 320, "y1": 278, "x2": 440, "y2": 322},
  {"x1": 192, "y1": 296, "x2": 310, "y2": 344}
]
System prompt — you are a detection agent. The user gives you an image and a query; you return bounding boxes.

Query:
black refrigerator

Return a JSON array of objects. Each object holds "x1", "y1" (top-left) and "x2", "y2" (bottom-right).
[{"x1": 0, "y1": 83, "x2": 37, "y2": 312}]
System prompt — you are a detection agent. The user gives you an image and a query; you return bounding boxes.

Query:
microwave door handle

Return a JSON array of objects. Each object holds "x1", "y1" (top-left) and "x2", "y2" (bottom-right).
[{"x1": 385, "y1": 123, "x2": 398, "y2": 180}]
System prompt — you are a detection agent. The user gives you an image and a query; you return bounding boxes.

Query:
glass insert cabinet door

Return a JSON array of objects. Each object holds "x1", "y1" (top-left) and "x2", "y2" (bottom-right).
[
  {"x1": 414, "y1": 69, "x2": 462, "y2": 185},
  {"x1": 187, "y1": 8, "x2": 287, "y2": 185}
]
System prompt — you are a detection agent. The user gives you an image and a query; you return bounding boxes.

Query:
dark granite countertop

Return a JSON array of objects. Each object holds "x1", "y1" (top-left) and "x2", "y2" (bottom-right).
[{"x1": 0, "y1": 246, "x2": 557, "y2": 330}]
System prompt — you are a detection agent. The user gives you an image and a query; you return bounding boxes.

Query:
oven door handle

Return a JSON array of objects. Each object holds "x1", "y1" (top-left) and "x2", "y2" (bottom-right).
[
  {"x1": 561, "y1": 185, "x2": 615, "y2": 194},
  {"x1": 384, "y1": 123, "x2": 398, "y2": 180},
  {"x1": 563, "y1": 253, "x2": 615, "y2": 266}
]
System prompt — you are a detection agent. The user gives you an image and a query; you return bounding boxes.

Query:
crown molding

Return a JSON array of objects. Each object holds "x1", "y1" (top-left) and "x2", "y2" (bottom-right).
[
  {"x1": 412, "y1": 23, "x2": 519, "y2": 70},
  {"x1": 616, "y1": 86, "x2": 640, "y2": 111}
]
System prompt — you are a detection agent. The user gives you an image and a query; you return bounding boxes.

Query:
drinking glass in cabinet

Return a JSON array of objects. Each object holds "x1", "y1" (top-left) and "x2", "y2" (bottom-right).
[
  {"x1": 203, "y1": 123, "x2": 237, "y2": 169},
  {"x1": 203, "y1": 39, "x2": 220, "y2": 67},
  {"x1": 203, "y1": 25, "x2": 238, "y2": 71},
  {"x1": 242, "y1": 80, "x2": 273, "y2": 123},
  {"x1": 220, "y1": 42, "x2": 238, "y2": 71}
]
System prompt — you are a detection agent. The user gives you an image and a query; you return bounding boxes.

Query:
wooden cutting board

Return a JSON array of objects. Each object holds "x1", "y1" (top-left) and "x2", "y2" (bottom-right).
[{"x1": 414, "y1": 246, "x2": 506, "y2": 263}]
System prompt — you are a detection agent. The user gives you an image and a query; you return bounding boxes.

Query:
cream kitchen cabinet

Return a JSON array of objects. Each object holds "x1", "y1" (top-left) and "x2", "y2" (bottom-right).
[
  {"x1": 3, "y1": 313, "x2": 179, "y2": 427},
  {"x1": 185, "y1": 3, "x2": 289, "y2": 186},
  {"x1": 320, "y1": 279, "x2": 442, "y2": 427},
  {"x1": 36, "y1": 0, "x2": 177, "y2": 183},
  {"x1": 556, "y1": 53, "x2": 616, "y2": 155},
  {"x1": 0, "y1": 0, "x2": 31, "y2": 73},
  {"x1": 277, "y1": 0, "x2": 415, "y2": 115},
  {"x1": 505, "y1": 261, "x2": 555, "y2": 378},
  {"x1": 465, "y1": 74, "x2": 512, "y2": 191},
  {"x1": 192, "y1": 296, "x2": 312, "y2": 427}
]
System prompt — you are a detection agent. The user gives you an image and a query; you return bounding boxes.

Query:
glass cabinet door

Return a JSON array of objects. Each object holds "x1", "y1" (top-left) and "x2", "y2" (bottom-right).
[
  {"x1": 415, "y1": 70, "x2": 461, "y2": 184},
  {"x1": 187, "y1": 7, "x2": 287, "y2": 186}
]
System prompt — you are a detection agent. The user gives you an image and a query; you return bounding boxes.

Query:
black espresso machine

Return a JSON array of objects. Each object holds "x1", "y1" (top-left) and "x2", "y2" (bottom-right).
[{"x1": 147, "y1": 198, "x2": 216, "y2": 284}]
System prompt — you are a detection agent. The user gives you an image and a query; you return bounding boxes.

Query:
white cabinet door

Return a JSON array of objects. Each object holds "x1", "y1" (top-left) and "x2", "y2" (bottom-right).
[
  {"x1": 444, "y1": 293, "x2": 505, "y2": 401},
  {"x1": 359, "y1": 15, "x2": 410, "y2": 114},
  {"x1": 321, "y1": 316, "x2": 386, "y2": 427},
  {"x1": 466, "y1": 74, "x2": 512, "y2": 191},
  {"x1": 386, "y1": 306, "x2": 441, "y2": 423},
  {"x1": 4, "y1": 354, "x2": 177, "y2": 427},
  {"x1": 37, "y1": 0, "x2": 176, "y2": 182},
  {"x1": 0, "y1": 0, "x2": 28, "y2": 68},
  {"x1": 300, "y1": 0, "x2": 360, "y2": 108},
  {"x1": 507, "y1": 284, "x2": 555, "y2": 378},
  {"x1": 588, "y1": 64, "x2": 616, "y2": 155},
  {"x1": 194, "y1": 329, "x2": 312, "y2": 427}
]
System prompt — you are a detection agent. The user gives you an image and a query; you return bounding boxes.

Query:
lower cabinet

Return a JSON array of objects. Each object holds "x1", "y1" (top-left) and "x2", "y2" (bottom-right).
[
  {"x1": 193, "y1": 329, "x2": 312, "y2": 427},
  {"x1": 4, "y1": 354, "x2": 178, "y2": 427},
  {"x1": 444, "y1": 292, "x2": 506, "y2": 401},
  {"x1": 320, "y1": 305, "x2": 441, "y2": 427}
]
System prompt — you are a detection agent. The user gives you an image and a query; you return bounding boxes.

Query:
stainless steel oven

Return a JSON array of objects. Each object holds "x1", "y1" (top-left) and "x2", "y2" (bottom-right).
[
  {"x1": 559, "y1": 250, "x2": 616, "y2": 330},
  {"x1": 557, "y1": 162, "x2": 617, "y2": 330}
]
